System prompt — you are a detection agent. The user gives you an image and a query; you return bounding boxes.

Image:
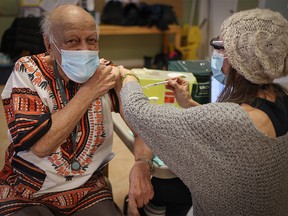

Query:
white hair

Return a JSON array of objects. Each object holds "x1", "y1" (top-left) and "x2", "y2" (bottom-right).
[
  {"x1": 40, "y1": 11, "x2": 56, "y2": 44},
  {"x1": 40, "y1": 9, "x2": 100, "y2": 44}
]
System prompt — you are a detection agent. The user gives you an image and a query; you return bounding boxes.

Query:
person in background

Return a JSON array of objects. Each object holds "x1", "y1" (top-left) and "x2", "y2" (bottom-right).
[
  {"x1": 119, "y1": 8, "x2": 288, "y2": 216},
  {"x1": 0, "y1": 4, "x2": 126, "y2": 215}
]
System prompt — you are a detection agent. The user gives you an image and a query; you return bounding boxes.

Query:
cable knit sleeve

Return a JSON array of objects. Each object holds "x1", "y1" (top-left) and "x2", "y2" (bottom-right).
[
  {"x1": 121, "y1": 82, "x2": 288, "y2": 215},
  {"x1": 120, "y1": 82, "x2": 288, "y2": 216},
  {"x1": 122, "y1": 82, "x2": 269, "y2": 180}
]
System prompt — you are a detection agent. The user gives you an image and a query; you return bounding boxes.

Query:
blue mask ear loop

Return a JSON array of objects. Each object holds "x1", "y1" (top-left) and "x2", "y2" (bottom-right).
[
  {"x1": 53, "y1": 61, "x2": 81, "y2": 171},
  {"x1": 51, "y1": 42, "x2": 62, "y2": 70}
]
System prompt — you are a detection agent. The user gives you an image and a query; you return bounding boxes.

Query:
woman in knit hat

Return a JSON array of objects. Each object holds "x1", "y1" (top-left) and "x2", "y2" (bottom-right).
[{"x1": 119, "y1": 8, "x2": 288, "y2": 216}]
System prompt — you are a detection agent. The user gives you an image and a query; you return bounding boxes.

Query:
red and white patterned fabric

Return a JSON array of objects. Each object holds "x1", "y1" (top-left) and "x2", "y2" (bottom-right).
[{"x1": 0, "y1": 53, "x2": 118, "y2": 215}]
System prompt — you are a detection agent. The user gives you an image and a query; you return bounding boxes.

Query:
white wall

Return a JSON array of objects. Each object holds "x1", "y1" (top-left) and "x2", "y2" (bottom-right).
[
  {"x1": 262, "y1": 0, "x2": 288, "y2": 19},
  {"x1": 199, "y1": 0, "x2": 288, "y2": 60},
  {"x1": 199, "y1": 0, "x2": 238, "y2": 60},
  {"x1": 208, "y1": 0, "x2": 238, "y2": 40}
]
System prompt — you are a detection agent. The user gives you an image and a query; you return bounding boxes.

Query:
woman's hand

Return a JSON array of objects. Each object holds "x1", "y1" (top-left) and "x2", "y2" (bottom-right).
[
  {"x1": 166, "y1": 77, "x2": 200, "y2": 108},
  {"x1": 117, "y1": 65, "x2": 131, "y2": 77},
  {"x1": 118, "y1": 65, "x2": 139, "y2": 86}
]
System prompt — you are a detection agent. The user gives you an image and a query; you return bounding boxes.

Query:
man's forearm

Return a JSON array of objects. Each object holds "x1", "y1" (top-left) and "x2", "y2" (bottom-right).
[
  {"x1": 31, "y1": 87, "x2": 98, "y2": 157},
  {"x1": 134, "y1": 136, "x2": 153, "y2": 161}
]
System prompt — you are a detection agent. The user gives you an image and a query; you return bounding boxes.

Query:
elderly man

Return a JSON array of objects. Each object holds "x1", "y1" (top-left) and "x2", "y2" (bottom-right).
[{"x1": 0, "y1": 4, "x2": 124, "y2": 215}]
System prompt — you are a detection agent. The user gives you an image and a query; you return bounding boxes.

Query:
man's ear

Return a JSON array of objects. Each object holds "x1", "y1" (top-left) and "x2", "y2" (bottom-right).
[{"x1": 43, "y1": 34, "x2": 56, "y2": 60}]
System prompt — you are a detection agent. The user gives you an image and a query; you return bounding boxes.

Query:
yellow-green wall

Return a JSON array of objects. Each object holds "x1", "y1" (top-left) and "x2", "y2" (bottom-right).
[
  {"x1": 0, "y1": 0, "x2": 186, "y2": 67},
  {"x1": 1, "y1": 0, "x2": 287, "y2": 66},
  {"x1": 99, "y1": 34, "x2": 162, "y2": 64},
  {"x1": 0, "y1": 0, "x2": 19, "y2": 44},
  {"x1": 237, "y1": 0, "x2": 258, "y2": 11}
]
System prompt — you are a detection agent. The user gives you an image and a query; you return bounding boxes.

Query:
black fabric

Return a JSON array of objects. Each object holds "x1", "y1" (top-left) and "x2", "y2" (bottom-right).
[
  {"x1": 100, "y1": 0, "x2": 124, "y2": 25},
  {"x1": 153, "y1": 52, "x2": 168, "y2": 70},
  {"x1": 13, "y1": 206, "x2": 54, "y2": 216},
  {"x1": 12, "y1": 155, "x2": 46, "y2": 181},
  {"x1": 100, "y1": 2, "x2": 178, "y2": 31},
  {"x1": 122, "y1": 3, "x2": 140, "y2": 26},
  {"x1": 149, "y1": 177, "x2": 192, "y2": 215},
  {"x1": 123, "y1": 177, "x2": 192, "y2": 216},
  {"x1": 15, "y1": 113, "x2": 52, "y2": 152},
  {"x1": 109, "y1": 88, "x2": 120, "y2": 113},
  {"x1": 138, "y1": 2, "x2": 151, "y2": 26},
  {"x1": 250, "y1": 96, "x2": 288, "y2": 137},
  {"x1": 13, "y1": 200, "x2": 122, "y2": 216},
  {"x1": 150, "y1": 49, "x2": 182, "y2": 70},
  {"x1": 148, "y1": 4, "x2": 178, "y2": 30},
  {"x1": 0, "y1": 17, "x2": 46, "y2": 62}
]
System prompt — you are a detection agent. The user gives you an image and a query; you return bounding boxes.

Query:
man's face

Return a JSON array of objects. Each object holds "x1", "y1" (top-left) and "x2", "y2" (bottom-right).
[
  {"x1": 47, "y1": 7, "x2": 99, "y2": 81},
  {"x1": 51, "y1": 17, "x2": 99, "y2": 64},
  {"x1": 55, "y1": 22, "x2": 99, "y2": 51}
]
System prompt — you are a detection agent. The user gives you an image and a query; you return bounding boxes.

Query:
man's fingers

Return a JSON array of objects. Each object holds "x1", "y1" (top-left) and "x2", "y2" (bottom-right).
[{"x1": 128, "y1": 197, "x2": 140, "y2": 216}]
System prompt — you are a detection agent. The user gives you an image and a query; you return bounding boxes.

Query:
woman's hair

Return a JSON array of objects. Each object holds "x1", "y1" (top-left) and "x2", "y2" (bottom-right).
[{"x1": 217, "y1": 68, "x2": 287, "y2": 104}]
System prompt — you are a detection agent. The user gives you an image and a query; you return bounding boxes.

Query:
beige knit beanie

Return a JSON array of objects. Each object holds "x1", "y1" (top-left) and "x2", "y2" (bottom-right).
[{"x1": 221, "y1": 8, "x2": 288, "y2": 84}]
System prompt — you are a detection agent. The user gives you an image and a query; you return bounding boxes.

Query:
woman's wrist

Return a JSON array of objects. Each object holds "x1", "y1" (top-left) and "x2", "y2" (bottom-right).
[
  {"x1": 179, "y1": 97, "x2": 200, "y2": 108},
  {"x1": 188, "y1": 98, "x2": 200, "y2": 107},
  {"x1": 121, "y1": 73, "x2": 140, "y2": 86}
]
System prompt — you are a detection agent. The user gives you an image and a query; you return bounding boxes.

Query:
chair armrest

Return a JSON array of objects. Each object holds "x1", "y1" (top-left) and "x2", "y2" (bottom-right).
[{"x1": 112, "y1": 113, "x2": 135, "y2": 154}]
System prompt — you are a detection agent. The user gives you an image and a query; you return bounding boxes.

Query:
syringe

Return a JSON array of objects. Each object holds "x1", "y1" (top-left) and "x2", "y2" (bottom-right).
[{"x1": 142, "y1": 80, "x2": 169, "y2": 89}]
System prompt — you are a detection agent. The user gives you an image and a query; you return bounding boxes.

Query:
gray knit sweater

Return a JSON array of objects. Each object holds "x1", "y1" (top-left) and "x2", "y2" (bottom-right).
[{"x1": 120, "y1": 82, "x2": 288, "y2": 216}]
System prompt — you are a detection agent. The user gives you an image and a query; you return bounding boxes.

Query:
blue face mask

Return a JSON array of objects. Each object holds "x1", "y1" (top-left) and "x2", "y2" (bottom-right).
[
  {"x1": 53, "y1": 42, "x2": 100, "y2": 83},
  {"x1": 210, "y1": 50, "x2": 226, "y2": 85}
]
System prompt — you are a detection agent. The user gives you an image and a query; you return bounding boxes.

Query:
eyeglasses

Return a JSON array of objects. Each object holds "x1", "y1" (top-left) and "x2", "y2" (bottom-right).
[{"x1": 210, "y1": 38, "x2": 224, "y2": 50}]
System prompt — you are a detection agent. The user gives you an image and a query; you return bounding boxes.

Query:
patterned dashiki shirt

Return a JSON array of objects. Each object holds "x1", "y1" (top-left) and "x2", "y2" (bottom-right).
[{"x1": 0, "y1": 53, "x2": 119, "y2": 215}]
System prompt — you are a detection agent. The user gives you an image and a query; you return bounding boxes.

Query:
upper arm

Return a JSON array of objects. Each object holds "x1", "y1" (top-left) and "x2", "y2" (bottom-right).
[{"x1": 241, "y1": 104, "x2": 276, "y2": 138}]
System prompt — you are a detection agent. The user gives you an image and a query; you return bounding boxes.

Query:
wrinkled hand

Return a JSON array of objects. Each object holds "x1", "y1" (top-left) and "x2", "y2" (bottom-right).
[
  {"x1": 99, "y1": 58, "x2": 122, "y2": 93},
  {"x1": 127, "y1": 162, "x2": 154, "y2": 215},
  {"x1": 166, "y1": 77, "x2": 199, "y2": 108},
  {"x1": 117, "y1": 65, "x2": 132, "y2": 77},
  {"x1": 81, "y1": 65, "x2": 116, "y2": 100},
  {"x1": 128, "y1": 197, "x2": 140, "y2": 216},
  {"x1": 117, "y1": 65, "x2": 139, "y2": 86}
]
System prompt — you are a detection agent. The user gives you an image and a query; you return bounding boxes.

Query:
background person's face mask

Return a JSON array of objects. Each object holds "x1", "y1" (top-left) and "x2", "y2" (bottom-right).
[
  {"x1": 210, "y1": 50, "x2": 227, "y2": 85},
  {"x1": 53, "y1": 42, "x2": 100, "y2": 83}
]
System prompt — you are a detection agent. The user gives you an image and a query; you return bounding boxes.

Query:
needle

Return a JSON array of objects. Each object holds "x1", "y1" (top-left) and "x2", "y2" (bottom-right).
[{"x1": 142, "y1": 81, "x2": 168, "y2": 89}]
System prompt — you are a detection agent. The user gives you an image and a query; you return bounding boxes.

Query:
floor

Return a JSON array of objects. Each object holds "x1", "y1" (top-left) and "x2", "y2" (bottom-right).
[{"x1": 0, "y1": 85, "x2": 134, "y2": 213}]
